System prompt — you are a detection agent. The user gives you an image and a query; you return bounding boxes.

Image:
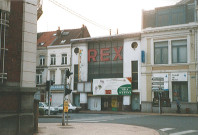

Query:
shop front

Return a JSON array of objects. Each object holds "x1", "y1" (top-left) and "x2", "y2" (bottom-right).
[
  {"x1": 93, "y1": 78, "x2": 131, "y2": 111},
  {"x1": 101, "y1": 96, "x2": 123, "y2": 111}
]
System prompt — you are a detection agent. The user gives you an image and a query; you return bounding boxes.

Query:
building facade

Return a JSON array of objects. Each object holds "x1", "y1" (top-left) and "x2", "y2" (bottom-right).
[
  {"x1": 70, "y1": 33, "x2": 141, "y2": 111},
  {"x1": 141, "y1": 1, "x2": 198, "y2": 113},
  {"x1": 36, "y1": 26, "x2": 90, "y2": 107},
  {"x1": 0, "y1": 0, "x2": 39, "y2": 134}
]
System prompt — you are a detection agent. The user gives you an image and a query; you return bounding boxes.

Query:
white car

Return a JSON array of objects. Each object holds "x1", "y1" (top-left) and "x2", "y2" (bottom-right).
[
  {"x1": 39, "y1": 102, "x2": 58, "y2": 115},
  {"x1": 57, "y1": 103, "x2": 81, "y2": 113}
]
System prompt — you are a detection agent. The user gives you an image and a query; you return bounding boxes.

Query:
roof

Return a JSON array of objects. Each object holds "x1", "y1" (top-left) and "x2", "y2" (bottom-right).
[
  {"x1": 71, "y1": 32, "x2": 141, "y2": 44},
  {"x1": 37, "y1": 25, "x2": 90, "y2": 47},
  {"x1": 176, "y1": 0, "x2": 194, "y2": 5}
]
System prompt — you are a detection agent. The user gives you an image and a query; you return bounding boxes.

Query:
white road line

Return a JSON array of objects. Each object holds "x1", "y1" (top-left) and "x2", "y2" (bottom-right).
[
  {"x1": 160, "y1": 128, "x2": 175, "y2": 132},
  {"x1": 169, "y1": 130, "x2": 198, "y2": 135},
  {"x1": 71, "y1": 120, "x2": 100, "y2": 123}
]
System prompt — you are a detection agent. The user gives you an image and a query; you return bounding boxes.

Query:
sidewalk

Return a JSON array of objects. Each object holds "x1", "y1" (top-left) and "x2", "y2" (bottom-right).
[{"x1": 34, "y1": 123, "x2": 160, "y2": 135}]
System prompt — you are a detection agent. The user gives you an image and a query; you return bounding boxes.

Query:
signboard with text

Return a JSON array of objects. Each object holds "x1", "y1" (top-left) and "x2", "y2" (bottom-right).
[
  {"x1": 93, "y1": 78, "x2": 131, "y2": 95},
  {"x1": 171, "y1": 72, "x2": 187, "y2": 81},
  {"x1": 152, "y1": 74, "x2": 168, "y2": 91}
]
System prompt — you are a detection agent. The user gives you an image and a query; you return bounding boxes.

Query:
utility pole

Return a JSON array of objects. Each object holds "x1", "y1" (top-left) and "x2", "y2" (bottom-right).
[
  {"x1": 62, "y1": 69, "x2": 67, "y2": 126},
  {"x1": 62, "y1": 69, "x2": 73, "y2": 126}
]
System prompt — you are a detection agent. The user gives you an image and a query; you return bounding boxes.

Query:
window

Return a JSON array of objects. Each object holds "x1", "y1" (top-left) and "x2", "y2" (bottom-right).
[
  {"x1": 88, "y1": 40, "x2": 123, "y2": 81},
  {"x1": 36, "y1": 74, "x2": 42, "y2": 84},
  {"x1": 172, "y1": 40, "x2": 187, "y2": 63},
  {"x1": 62, "y1": 54, "x2": 67, "y2": 65},
  {"x1": 50, "y1": 71, "x2": 55, "y2": 83},
  {"x1": 39, "y1": 55, "x2": 45, "y2": 66},
  {"x1": 131, "y1": 61, "x2": 138, "y2": 90},
  {"x1": 172, "y1": 82, "x2": 188, "y2": 102},
  {"x1": 50, "y1": 54, "x2": 56, "y2": 65},
  {"x1": 154, "y1": 41, "x2": 168, "y2": 64}
]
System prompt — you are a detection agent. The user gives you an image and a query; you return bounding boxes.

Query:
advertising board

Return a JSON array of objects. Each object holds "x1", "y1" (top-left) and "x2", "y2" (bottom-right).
[{"x1": 93, "y1": 78, "x2": 131, "y2": 95}]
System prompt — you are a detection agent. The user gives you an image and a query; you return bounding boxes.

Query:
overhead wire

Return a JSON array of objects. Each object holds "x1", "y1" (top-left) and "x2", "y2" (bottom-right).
[{"x1": 48, "y1": 0, "x2": 114, "y2": 34}]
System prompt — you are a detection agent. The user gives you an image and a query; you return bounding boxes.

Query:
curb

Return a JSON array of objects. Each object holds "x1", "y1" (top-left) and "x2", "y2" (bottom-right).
[
  {"x1": 38, "y1": 111, "x2": 198, "y2": 118},
  {"x1": 79, "y1": 111, "x2": 198, "y2": 117}
]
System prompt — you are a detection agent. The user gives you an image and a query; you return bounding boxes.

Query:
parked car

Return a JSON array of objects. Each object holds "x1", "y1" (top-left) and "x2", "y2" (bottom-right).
[
  {"x1": 39, "y1": 102, "x2": 58, "y2": 115},
  {"x1": 57, "y1": 103, "x2": 81, "y2": 113}
]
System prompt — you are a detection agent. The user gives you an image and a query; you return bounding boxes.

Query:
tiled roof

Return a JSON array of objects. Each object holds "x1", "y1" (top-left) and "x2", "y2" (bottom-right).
[
  {"x1": 37, "y1": 26, "x2": 90, "y2": 47},
  {"x1": 37, "y1": 31, "x2": 57, "y2": 47}
]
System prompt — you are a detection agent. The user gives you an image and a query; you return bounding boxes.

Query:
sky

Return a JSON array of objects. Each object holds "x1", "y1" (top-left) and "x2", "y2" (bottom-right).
[{"x1": 37, "y1": 0, "x2": 182, "y2": 37}]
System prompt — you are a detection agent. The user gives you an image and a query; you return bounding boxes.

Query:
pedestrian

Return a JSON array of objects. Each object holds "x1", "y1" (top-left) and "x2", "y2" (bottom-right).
[{"x1": 176, "y1": 98, "x2": 181, "y2": 113}]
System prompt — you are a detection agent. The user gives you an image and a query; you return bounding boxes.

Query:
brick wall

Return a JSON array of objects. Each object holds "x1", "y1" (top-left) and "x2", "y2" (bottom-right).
[{"x1": 5, "y1": 1, "x2": 23, "y2": 83}]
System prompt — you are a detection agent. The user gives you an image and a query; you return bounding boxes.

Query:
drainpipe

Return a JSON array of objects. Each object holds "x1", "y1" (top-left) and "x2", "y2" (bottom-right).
[
  {"x1": 195, "y1": 0, "x2": 197, "y2": 22},
  {"x1": 195, "y1": 0, "x2": 198, "y2": 112}
]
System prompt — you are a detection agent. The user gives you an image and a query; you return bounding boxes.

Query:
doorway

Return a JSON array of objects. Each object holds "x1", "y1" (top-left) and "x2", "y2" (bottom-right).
[{"x1": 132, "y1": 93, "x2": 140, "y2": 111}]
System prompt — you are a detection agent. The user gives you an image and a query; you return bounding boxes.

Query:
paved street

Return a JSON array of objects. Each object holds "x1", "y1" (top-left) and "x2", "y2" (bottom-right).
[{"x1": 39, "y1": 112, "x2": 198, "y2": 135}]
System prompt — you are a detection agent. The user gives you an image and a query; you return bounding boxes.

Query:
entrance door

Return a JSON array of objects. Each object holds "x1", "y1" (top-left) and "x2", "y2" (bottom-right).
[
  {"x1": 88, "y1": 97, "x2": 101, "y2": 111},
  {"x1": 132, "y1": 93, "x2": 140, "y2": 111},
  {"x1": 74, "y1": 94, "x2": 80, "y2": 107}
]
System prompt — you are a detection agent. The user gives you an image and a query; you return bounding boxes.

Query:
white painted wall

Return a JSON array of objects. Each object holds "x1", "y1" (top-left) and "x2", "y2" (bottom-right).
[
  {"x1": 123, "y1": 39, "x2": 141, "y2": 78},
  {"x1": 123, "y1": 38, "x2": 142, "y2": 103},
  {"x1": 47, "y1": 45, "x2": 71, "y2": 84}
]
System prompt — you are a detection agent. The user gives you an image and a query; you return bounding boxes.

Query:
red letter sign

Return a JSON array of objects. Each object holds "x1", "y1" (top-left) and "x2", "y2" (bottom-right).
[
  {"x1": 88, "y1": 49, "x2": 97, "y2": 62},
  {"x1": 114, "y1": 46, "x2": 123, "y2": 60},
  {"x1": 100, "y1": 48, "x2": 110, "y2": 61}
]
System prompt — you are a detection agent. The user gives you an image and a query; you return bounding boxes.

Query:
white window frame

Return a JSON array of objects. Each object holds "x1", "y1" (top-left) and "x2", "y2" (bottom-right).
[
  {"x1": 62, "y1": 54, "x2": 67, "y2": 65},
  {"x1": 36, "y1": 74, "x2": 42, "y2": 84},
  {"x1": 39, "y1": 55, "x2": 45, "y2": 66},
  {"x1": 154, "y1": 41, "x2": 168, "y2": 64},
  {"x1": 171, "y1": 39, "x2": 187, "y2": 64},
  {"x1": 50, "y1": 54, "x2": 56, "y2": 65}
]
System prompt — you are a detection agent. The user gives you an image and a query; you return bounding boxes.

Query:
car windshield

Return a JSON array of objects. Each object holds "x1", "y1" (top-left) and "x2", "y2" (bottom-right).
[
  {"x1": 39, "y1": 102, "x2": 48, "y2": 107},
  {"x1": 59, "y1": 104, "x2": 63, "y2": 107}
]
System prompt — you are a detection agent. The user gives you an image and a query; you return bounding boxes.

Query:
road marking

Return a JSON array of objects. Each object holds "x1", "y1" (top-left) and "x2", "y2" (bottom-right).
[
  {"x1": 68, "y1": 115, "x2": 127, "y2": 123},
  {"x1": 160, "y1": 128, "x2": 175, "y2": 131},
  {"x1": 169, "y1": 130, "x2": 198, "y2": 135}
]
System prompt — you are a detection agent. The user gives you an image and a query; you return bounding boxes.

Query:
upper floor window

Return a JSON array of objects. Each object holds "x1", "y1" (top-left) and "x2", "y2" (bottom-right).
[
  {"x1": 39, "y1": 55, "x2": 45, "y2": 66},
  {"x1": 62, "y1": 54, "x2": 67, "y2": 65},
  {"x1": 154, "y1": 41, "x2": 168, "y2": 64},
  {"x1": 50, "y1": 54, "x2": 56, "y2": 65},
  {"x1": 36, "y1": 74, "x2": 42, "y2": 84},
  {"x1": 172, "y1": 40, "x2": 187, "y2": 63}
]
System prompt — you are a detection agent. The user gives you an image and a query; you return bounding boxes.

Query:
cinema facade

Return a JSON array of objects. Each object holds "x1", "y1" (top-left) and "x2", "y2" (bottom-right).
[{"x1": 70, "y1": 33, "x2": 142, "y2": 111}]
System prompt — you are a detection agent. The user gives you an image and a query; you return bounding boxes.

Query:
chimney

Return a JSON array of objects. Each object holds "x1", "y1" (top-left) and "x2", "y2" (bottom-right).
[
  {"x1": 56, "y1": 26, "x2": 61, "y2": 37},
  {"x1": 81, "y1": 24, "x2": 85, "y2": 38}
]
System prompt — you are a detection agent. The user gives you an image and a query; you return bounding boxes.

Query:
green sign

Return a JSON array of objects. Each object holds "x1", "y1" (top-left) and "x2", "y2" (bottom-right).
[{"x1": 117, "y1": 84, "x2": 132, "y2": 95}]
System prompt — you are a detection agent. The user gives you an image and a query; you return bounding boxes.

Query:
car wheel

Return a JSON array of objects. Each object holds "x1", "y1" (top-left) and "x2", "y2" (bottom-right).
[{"x1": 45, "y1": 110, "x2": 48, "y2": 115}]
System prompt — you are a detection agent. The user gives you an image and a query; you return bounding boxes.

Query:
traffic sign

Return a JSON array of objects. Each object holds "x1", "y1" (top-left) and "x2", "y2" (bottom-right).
[
  {"x1": 152, "y1": 82, "x2": 164, "y2": 85},
  {"x1": 64, "y1": 106, "x2": 68, "y2": 112},
  {"x1": 152, "y1": 77, "x2": 164, "y2": 81},
  {"x1": 64, "y1": 101, "x2": 69, "y2": 112}
]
